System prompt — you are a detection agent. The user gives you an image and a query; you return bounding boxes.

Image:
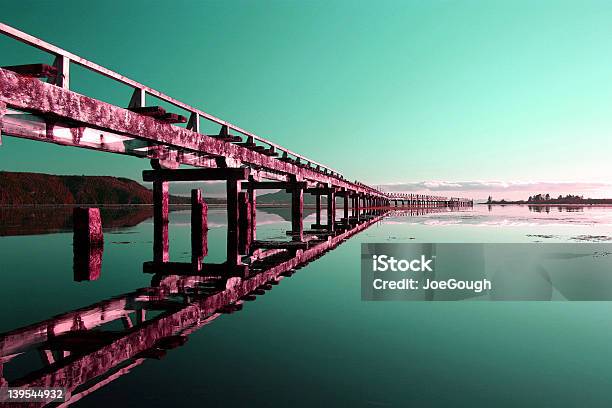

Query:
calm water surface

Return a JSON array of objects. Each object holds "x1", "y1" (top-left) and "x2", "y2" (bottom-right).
[{"x1": 2, "y1": 204, "x2": 612, "y2": 407}]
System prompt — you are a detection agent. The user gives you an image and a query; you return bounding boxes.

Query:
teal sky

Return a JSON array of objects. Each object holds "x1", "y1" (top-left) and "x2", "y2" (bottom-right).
[{"x1": 2, "y1": 1, "x2": 612, "y2": 198}]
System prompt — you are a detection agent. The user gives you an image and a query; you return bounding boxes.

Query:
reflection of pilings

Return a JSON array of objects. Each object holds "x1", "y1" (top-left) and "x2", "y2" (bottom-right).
[
  {"x1": 0, "y1": 212, "x2": 387, "y2": 405},
  {"x1": 382, "y1": 194, "x2": 473, "y2": 208},
  {"x1": 73, "y1": 244, "x2": 103, "y2": 282},
  {"x1": 386, "y1": 207, "x2": 472, "y2": 217}
]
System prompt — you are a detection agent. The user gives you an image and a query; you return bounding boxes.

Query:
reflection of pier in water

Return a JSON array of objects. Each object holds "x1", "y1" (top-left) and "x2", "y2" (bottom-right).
[
  {"x1": 0, "y1": 210, "x2": 386, "y2": 407},
  {"x1": 387, "y1": 207, "x2": 474, "y2": 217}
]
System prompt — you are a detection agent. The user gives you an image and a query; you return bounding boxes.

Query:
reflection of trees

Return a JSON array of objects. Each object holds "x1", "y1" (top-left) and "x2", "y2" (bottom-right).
[
  {"x1": 0, "y1": 206, "x2": 158, "y2": 236},
  {"x1": 528, "y1": 205, "x2": 584, "y2": 213}
]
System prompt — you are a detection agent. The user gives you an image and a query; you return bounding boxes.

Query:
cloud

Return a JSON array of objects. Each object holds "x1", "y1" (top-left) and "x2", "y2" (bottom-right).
[{"x1": 380, "y1": 180, "x2": 612, "y2": 193}]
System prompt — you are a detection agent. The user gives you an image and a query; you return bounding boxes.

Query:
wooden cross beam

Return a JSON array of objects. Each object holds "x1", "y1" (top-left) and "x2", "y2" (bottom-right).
[
  {"x1": 143, "y1": 167, "x2": 249, "y2": 182},
  {"x1": 241, "y1": 181, "x2": 308, "y2": 190}
]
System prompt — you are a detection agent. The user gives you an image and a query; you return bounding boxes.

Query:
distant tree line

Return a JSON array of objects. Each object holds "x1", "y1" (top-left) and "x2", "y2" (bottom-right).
[
  {"x1": 484, "y1": 193, "x2": 609, "y2": 205},
  {"x1": 527, "y1": 194, "x2": 584, "y2": 203}
]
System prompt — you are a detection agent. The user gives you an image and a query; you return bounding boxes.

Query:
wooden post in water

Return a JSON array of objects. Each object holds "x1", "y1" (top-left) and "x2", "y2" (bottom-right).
[
  {"x1": 191, "y1": 189, "x2": 208, "y2": 260},
  {"x1": 291, "y1": 184, "x2": 304, "y2": 241},
  {"x1": 343, "y1": 192, "x2": 349, "y2": 224},
  {"x1": 315, "y1": 193, "x2": 321, "y2": 225},
  {"x1": 238, "y1": 191, "x2": 252, "y2": 253},
  {"x1": 327, "y1": 189, "x2": 336, "y2": 231},
  {"x1": 153, "y1": 180, "x2": 169, "y2": 263},
  {"x1": 73, "y1": 207, "x2": 103, "y2": 281},
  {"x1": 248, "y1": 183, "x2": 256, "y2": 242},
  {"x1": 227, "y1": 179, "x2": 241, "y2": 267},
  {"x1": 73, "y1": 207, "x2": 103, "y2": 246}
]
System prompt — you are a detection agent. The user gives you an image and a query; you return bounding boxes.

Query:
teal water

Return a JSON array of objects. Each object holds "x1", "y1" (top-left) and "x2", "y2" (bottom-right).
[{"x1": 2, "y1": 205, "x2": 612, "y2": 407}]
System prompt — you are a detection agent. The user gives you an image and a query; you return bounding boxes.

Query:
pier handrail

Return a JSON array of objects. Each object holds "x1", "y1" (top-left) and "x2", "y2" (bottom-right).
[{"x1": 0, "y1": 22, "x2": 349, "y2": 180}]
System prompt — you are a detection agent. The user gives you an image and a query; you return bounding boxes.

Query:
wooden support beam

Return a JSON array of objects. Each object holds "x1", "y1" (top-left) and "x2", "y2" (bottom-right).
[
  {"x1": 191, "y1": 189, "x2": 208, "y2": 260},
  {"x1": 291, "y1": 185, "x2": 304, "y2": 241},
  {"x1": 252, "y1": 240, "x2": 308, "y2": 250},
  {"x1": 241, "y1": 181, "x2": 309, "y2": 190},
  {"x1": 129, "y1": 106, "x2": 167, "y2": 117},
  {"x1": 159, "y1": 113, "x2": 187, "y2": 124},
  {"x1": 238, "y1": 191, "x2": 252, "y2": 254},
  {"x1": 227, "y1": 179, "x2": 241, "y2": 267},
  {"x1": 315, "y1": 194, "x2": 321, "y2": 225},
  {"x1": 143, "y1": 167, "x2": 249, "y2": 182},
  {"x1": 153, "y1": 180, "x2": 169, "y2": 263},
  {"x1": 343, "y1": 193, "x2": 349, "y2": 222},
  {"x1": 128, "y1": 106, "x2": 186, "y2": 124},
  {"x1": 327, "y1": 190, "x2": 336, "y2": 231},
  {"x1": 242, "y1": 181, "x2": 291, "y2": 190},
  {"x1": 306, "y1": 187, "x2": 335, "y2": 195},
  {"x1": 2, "y1": 63, "x2": 57, "y2": 78},
  {"x1": 248, "y1": 182, "x2": 257, "y2": 242}
]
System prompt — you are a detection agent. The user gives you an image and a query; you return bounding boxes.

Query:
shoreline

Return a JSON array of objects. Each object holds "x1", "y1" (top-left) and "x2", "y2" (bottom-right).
[{"x1": 479, "y1": 203, "x2": 612, "y2": 207}]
